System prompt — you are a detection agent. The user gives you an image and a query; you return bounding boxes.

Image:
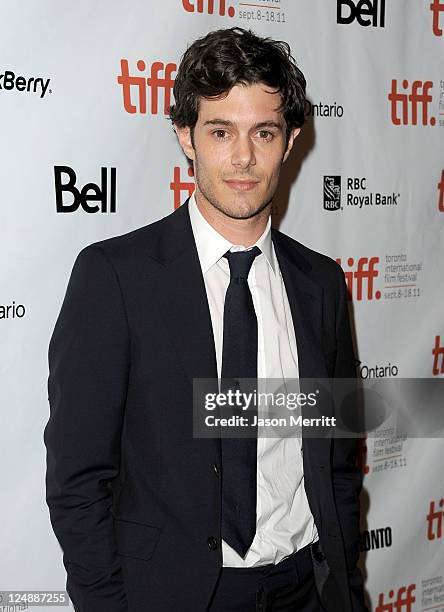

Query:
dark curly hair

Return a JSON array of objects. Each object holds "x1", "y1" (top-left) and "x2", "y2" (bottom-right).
[{"x1": 168, "y1": 27, "x2": 306, "y2": 146}]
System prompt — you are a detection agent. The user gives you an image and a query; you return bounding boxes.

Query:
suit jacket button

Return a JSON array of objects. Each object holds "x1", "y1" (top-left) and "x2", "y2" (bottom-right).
[
  {"x1": 312, "y1": 541, "x2": 325, "y2": 562},
  {"x1": 213, "y1": 463, "x2": 219, "y2": 476},
  {"x1": 207, "y1": 537, "x2": 218, "y2": 550}
]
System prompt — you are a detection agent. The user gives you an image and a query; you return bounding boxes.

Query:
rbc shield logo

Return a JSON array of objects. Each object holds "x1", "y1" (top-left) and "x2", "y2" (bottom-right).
[{"x1": 323, "y1": 176, "x2": 341, "y2": 211}]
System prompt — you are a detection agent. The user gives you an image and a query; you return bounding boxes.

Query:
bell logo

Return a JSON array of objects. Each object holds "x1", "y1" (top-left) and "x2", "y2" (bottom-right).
[
  {"x1": 427, "y1": 497, "x2": 444, "y2": 540},
  {"x1": 117, "y1": 59, "x2": 176, "y2": 115},
  {"x1": 54, "y1": 166, "x2": 116, "y2": 213},
  {"x1": 170, "y1": 165, "x2": 195, "y2": 210},
  {"x1": 430, "y1": 0, "x2": 444, "y2": 36},
  {"x1": 182, "y1": 0, "x2": 235, "y2": 17},
  {"x1": 336, "y1": 257, "x2": 380, "y2": 301},
  {"x1": 337, "y1": 0, "x2": 386, "y2": 27},
  {"x1": 438, "y1": 169, "x2": 444, "y2": 212},
  {"x1": 376, "y1": 585, "x2": 416, "y2": 612},
  {"x1": 388, "y1": 80, "x2": 435, "y2": 126},
  {"x1": 432, "y1": 335, "x2": 444, "y2": 375}
]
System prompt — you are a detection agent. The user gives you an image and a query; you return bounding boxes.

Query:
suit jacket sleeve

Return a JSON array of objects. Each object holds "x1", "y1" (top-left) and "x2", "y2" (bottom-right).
[
  {"x1": 44, "y1": 245, "x2": 129, "y2": 612},
  {"x1": 331, "y1": 263, "x2": 368, "y2": 611}
]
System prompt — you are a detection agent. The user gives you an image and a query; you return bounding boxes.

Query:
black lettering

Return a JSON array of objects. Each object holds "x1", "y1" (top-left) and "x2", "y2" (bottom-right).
[
  {"x1": 81, "y1": 183, "x2": 102, "y2": 213},
  {"x1": 370, "y1": 529, "x2": 380, "y2": 549},
  {"x1": 4, "y1": 70, "x2": 15, "y2": 90},
  {"x1": 337, "y1": 0, "x2": 356, "y2": 24},
  {"x1": 15, "y1": 76, "x2": 26, "y2": 91},
  {"x1": 54, "y1": 166, "x2": 81, "y2": 212},
  {"x1": 356, "y1": 0, "x2": 374, "y2": 27}
]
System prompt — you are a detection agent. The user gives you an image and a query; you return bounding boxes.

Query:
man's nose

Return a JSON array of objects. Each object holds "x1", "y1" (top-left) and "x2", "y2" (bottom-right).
[{"x1": 230, "y1": 136, "x2": 256, "y2": 169}]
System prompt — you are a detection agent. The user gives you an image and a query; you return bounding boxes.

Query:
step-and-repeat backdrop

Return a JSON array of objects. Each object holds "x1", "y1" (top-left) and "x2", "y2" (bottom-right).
[{"x1": 1, "y1": 2, "x2": 443, "y2": 610}]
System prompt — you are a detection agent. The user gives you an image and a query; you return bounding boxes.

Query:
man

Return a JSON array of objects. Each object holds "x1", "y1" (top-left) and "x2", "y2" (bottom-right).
[{"x1": 44, "y1": 27, "x2": 366, "y2": 612}]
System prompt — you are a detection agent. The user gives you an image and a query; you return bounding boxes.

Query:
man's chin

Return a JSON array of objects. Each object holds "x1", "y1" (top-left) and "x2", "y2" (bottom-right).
[{"x1": 217, "y1": 195, "x2": 272, "y2": 220}]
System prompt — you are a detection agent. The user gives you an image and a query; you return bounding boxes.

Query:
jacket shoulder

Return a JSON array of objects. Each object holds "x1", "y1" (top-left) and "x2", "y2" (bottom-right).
[
  {"x1": 272, "y1": 227, "x2": 344, "y2": 283},
  {"x1": 76, "y1": 206, "x2": 180, "y2": 267}
]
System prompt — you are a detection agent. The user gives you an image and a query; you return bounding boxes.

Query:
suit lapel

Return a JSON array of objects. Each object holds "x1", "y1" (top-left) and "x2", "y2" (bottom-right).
[
  {"x1": 271, "y1": 228, "x2": 332, "y2": 482},
  {"x1": 147, "y1": 198, "x2": 218, "y2": 384},
  {"x1": 271, "y1": 229, "x2": 325, "y2": 381}
]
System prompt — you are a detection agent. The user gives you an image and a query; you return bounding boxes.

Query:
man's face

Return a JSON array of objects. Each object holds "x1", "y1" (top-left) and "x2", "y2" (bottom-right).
[{"x1": 175, "y1": 83, "x2": 300, "y2": 220}]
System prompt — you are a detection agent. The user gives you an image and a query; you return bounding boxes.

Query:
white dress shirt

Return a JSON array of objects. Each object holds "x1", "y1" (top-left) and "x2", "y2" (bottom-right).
[{"x1": 188, "y1": 192, "x2": 318, "y2": 567}]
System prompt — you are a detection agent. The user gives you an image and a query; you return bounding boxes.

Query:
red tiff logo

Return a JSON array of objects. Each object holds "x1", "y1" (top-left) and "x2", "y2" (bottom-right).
[
  {"x1": 438, "y1": 169, "x2": 444, "y2": 212},
  {"x1": 336, "y1": 257, "x2": 380, "y2": 301},
  {"x1": 170, "y1": 165, "x2": 195, "y2": 210},
  {"x1": 432, "y1": 335, "x2": 444, "y2": 375},
  {"x1": 117, "y1": 59, "x2": 176, "y2": 115},
  {"x1": 430, "y1": 0, "x2": 444, "y2": 35},
  {"x1": 356, "y1": 436, "x2": 369, "y2": 475},
  {"x1": 388, "y1": 80, "x2": 435, "y2": 126},
  {"x1": 376, "y1": 585, "x2": 416, "y2": 612},
  {"x1": 182, "y1": 0, "x2": 235, "y2": 17},
  {"x1": 427, "y1": 497, "x2": 444, "y2": 540}
]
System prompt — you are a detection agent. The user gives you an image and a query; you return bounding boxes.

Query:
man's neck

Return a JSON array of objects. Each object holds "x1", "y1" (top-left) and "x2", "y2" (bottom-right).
[{"x1": 194, "y1": 190, "x2": 271, "y2": 248}]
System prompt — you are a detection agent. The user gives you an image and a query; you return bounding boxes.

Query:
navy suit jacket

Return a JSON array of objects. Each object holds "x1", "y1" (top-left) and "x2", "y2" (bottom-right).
[{"x1": 44, "y1": 198, "x2": 367, "y2": 611}]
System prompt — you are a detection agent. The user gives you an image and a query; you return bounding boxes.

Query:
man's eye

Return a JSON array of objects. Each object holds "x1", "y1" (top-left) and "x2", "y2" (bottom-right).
[
  {"x1": 258, "y1": 130, "x2": 273, "y2": 140},
  {"x1": 213, "y1": 129, "x2": 228, "y2": 140}
]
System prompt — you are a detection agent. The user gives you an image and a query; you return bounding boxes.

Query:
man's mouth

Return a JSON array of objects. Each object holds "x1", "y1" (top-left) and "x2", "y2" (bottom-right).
[{"x1": 223, "y1": 179, "x2": 260, "y2": 191}]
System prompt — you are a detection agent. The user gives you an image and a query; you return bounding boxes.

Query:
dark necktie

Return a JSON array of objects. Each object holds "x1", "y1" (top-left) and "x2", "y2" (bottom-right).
[{"x1": 220, "y1": 245, "x2": 261, "y2": 558}]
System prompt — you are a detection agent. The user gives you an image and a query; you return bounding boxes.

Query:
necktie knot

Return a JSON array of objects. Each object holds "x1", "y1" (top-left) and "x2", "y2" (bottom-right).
[{"x1": 223, "y1": 246, "x2": 261, "y2": 283}]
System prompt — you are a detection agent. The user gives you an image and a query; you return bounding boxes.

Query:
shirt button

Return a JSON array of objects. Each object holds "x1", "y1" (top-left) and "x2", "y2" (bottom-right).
[
  {"x1": 213, "y1": 463, "x2": 219, "y2": 476},
  {"x1": 207, "y1": 537, "x2": 218, "y2": 550}
]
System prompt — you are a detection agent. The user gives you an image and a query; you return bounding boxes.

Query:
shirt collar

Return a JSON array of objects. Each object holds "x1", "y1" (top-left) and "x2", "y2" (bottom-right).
[{"x1": 188, "y1": 191, "x2": 275, "y2": 276}]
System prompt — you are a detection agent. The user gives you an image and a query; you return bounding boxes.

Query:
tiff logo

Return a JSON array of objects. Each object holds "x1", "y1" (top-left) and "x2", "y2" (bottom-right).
[
  {"x1": 336, "y1": 257, "x2": 381, "y2": 301},
  {"x1": 356, "y1": 436, "x2": 369, "y2": 475},
  {"x1": 432, "y1": 335, "x2": 444, "y2": 375},
  {"x1": 388, "y1": 80, "x2": 435, "y2": 126},
  {"x1": 337, "y1": 0, "x2": 385, "y2": 27},
  {"x1": 117, "y1": 59, "x2": 176, "y2": 115},
  {"x1": 182, "y1": 0, "x2": 235, "y2": 17},
  {"x1": 375, "y1": 585, "x2": 416, "y2": 612},
  {"x1": 430, "y1": 0, "x2": 444, "y2": 36},
  {"x1": 170, "y1": 165, "x2": 195, "y2": 210},
  {"x1": 427, "y1": 497, "x2": 444, "y2": 540},
  {"x1": 438, "y1": 169, "x2": 444, "y2": 212}
]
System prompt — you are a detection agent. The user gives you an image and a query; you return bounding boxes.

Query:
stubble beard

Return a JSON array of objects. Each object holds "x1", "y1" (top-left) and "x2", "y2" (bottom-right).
[{"x1": 193, "y1": 156, "x2": 274, "y2": 221}]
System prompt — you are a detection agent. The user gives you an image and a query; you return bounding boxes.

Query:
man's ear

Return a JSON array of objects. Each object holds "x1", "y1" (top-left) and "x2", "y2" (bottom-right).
[
  {"x1": 282, "y1": 127, "x2": 301, "y2": 163},
  {"x1": 174, "y1": 124, "x2": 195, "y2": 161}
]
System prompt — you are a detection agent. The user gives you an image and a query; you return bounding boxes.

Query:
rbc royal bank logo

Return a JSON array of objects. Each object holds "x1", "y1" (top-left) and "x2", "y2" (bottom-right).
[
  {"x1": 324, "y1": 176, "x2": 399, "y2": 211},
  {"x1": 182, "y1": 0, "x2": 235, "y2": 17},
  {"x1": 388, "y1": 80, "x2": 436, "y2": 126},
  {"x1": 323, "y1": 176, "x2": 341, "y2": 211},
  {"x1": 117, "y1": 59, "x2": 176, "y2": 115},
  {"x1": 336, "y1": 257, "x2": 380, "y2": 301},
  {"x1": 337, "y1": 0, "x2": 386, "y2": 27},
  {"x1": 430, "y1": 0, "x2": 444, "y2": 35}
]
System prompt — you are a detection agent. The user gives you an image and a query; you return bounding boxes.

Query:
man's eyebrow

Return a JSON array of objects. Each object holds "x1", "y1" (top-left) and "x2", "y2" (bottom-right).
[{"x1": 203, "y1": 119, "x2": 284, "y2": 130}]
